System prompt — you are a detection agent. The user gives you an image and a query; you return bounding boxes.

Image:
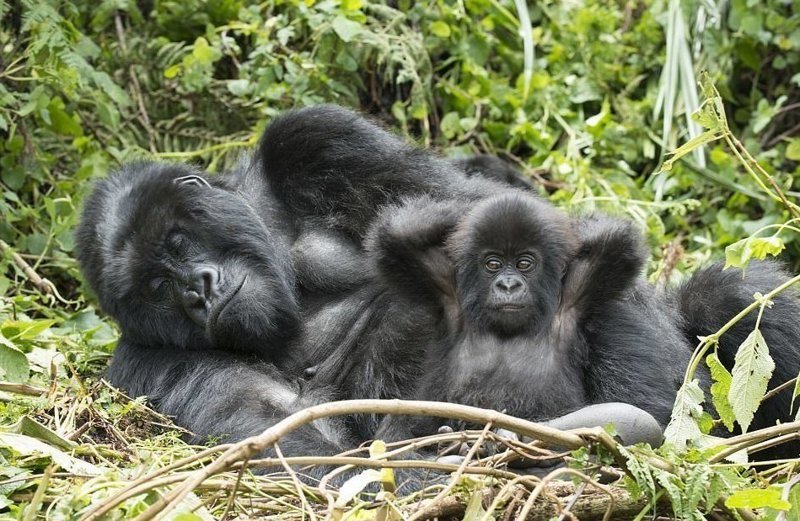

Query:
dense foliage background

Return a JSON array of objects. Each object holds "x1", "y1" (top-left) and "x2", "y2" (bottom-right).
[{"x1": 0, "y1": 0, "x2": 799, "y2": 518}]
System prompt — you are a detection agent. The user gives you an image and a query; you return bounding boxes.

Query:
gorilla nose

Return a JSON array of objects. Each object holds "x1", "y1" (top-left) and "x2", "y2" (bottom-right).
[
  {"x1": 496, "y1": 276, "x2": 523, "y2": 293},
  {"x1": 193, "y1": 267, "x2": 221, "y2": 300}
]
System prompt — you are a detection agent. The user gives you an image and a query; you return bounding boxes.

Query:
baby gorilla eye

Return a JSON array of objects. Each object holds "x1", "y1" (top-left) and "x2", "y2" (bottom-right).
[
  {"x1": 484, "y1": 256, "x2": 503, "y2": 273},
  {"x1": 516, "y1": 256, "x2": 534, "y2": 272}
]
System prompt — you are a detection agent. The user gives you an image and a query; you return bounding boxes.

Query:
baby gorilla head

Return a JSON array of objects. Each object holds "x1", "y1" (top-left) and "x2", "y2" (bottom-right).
[
  {"x1": 77, "y1": 162, "x2": 298, "y2": 357},
  {"x1": 448, "y1": 193, "x2": 574, "y2": 335}
]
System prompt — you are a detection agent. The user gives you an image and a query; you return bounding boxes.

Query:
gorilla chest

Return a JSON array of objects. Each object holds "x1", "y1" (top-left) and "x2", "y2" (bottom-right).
[{"x1": 443, "y1": 334, "x2": 586, "y2": 420}]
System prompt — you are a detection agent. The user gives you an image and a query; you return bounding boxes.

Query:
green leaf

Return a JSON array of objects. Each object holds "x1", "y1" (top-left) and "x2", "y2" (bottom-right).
[
  {"x1": 440, "y1": 112, "x2": 460, "y2": 139},
  {"x1": 164, "y1": 64, "x2": 182, "y2": 79},
  {"x1": 725, "y1": 488, "x2": 790, "y2": 510},
  {"x1": 661, "y1": 129, "x2": 724, "y2": 172},
  {"x1": 463, "y1": 488, "x2": 488, "y2": 521},
  {"x1": 664, "y1": 379, "x2": 705, "y2": 451},
  {"x1": 331, "y1": 16, "x2": 362, "y2": 42},
  {"x1": 0, "y1": 337, "x2": 29, "y2": 383},
  {"x1": 729, "y1": 329, "x2": 775, "y2": 432},
  {"x1": 786, "y1": 139, "x2": 800, "y2": 161},
  {"x1": 429, "y1": 21, "x2": 451, "y2": 38},
  {"x1": 0, "y1": 433, "x2": 98, "y2": 475},
  {"x1": 707, "y1": 352, "x2": 736, "y2": 430},
  {"x1": 725, "y1": 236, "x2": 785, "y2": 269}
]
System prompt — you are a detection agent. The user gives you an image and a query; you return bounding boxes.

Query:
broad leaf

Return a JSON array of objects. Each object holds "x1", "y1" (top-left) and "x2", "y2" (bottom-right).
[
  {"x1": 0, "y1": 340, "x2": 29, "y2": 383},
  {"x1": 725, "y1": 236, "x2": 785, "y2": 269},
  {"x1": 725, "y1": 488, "x2": 790, "y2": 510}
]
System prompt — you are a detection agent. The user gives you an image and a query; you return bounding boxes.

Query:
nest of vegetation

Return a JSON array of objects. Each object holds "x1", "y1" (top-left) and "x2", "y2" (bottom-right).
[{"x1": 4, "y1": 371, "x2": 798, "y2": 521}]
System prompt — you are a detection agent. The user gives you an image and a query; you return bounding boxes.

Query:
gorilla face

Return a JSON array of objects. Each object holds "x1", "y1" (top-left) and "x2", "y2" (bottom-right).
[
  {"x1": 77, "y1": 162, "x2": 298, "y2": 357},
  {"x1": 448, "y1": 193, "x2": 572, "y2": 336}
]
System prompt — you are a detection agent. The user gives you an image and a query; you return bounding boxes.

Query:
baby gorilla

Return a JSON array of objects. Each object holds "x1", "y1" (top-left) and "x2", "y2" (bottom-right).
[{"x1": 372, "y1": 192, "x2": 688, "y2": 440}]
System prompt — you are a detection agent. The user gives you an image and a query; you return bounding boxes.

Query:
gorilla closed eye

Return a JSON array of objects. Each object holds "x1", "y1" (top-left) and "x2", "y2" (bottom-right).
[
  {"x1": 148, "y1": 277, "x2": 170, "y2": 295},
  {"x1": 166, "y1": 232, "x2": 190, "y2": 256}
]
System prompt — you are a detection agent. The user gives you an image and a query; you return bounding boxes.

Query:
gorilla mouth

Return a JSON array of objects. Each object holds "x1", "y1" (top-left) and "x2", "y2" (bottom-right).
[
  {"x1": 208, "y1": 275, "x2": 248, "y2": 333},
  {"x1": 495, "y1": 304, "x2": 525, "y2": 311}
]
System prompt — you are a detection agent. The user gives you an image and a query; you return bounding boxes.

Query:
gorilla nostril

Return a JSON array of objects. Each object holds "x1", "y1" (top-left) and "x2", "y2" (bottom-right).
[
  {"x1": 497, "y1": 277, "x2": 522, "y2": 293},
  {"x1": 195, "y1": 267, "x2": 220, "y2": 299},
  {"x1": 183, "y1": 289, "x2": 204, "y2": 308}
]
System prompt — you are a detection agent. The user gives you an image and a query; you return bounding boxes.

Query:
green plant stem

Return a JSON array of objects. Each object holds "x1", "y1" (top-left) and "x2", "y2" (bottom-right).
[{"x1": 154, "y1": 137, "x2": 256, "y2": 159}]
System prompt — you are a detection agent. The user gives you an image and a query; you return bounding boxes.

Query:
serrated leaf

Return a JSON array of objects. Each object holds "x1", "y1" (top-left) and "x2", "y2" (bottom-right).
[
  {"x1": 683, "y1": 464, "x2": 713, "y2": 516},
  {"x1": 725, "y1": 488, "x2": 790, "y2": 510},
  {"x1": 618, "y1": 445, "x2": 656, "y2": 498},
  {"x1": 729, "y1": 329, "x2": 774, "y2": 432},
  {"x1": 653, "y1": 467, "x2": 684, "y2": 517},
  {"x1": 707, "y1": 352, "x2": 736, "y2": 430},
  {"x1": 664, "y1": 379, "x2": 705, "y2": 451}
]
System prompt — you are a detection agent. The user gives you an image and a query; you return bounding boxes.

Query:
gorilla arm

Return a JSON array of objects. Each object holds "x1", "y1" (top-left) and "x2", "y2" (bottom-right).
[
  {"x1": 106, "y1": 340, "x2": 350, "y2": 463},
  {"x1": 561, "y1": 214, "x2": 648, "y2": 315}
]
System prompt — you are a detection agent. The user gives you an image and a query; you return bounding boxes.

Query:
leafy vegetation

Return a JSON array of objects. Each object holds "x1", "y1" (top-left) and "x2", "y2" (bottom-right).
[{"x1": 0, "y1": 0, "x2": 799, "y2": 518}]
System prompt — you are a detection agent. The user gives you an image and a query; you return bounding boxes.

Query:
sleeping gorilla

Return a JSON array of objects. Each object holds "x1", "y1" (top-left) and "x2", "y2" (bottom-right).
[{"x1": 76, "y1": 162, "x2": 355, "y2": 471}]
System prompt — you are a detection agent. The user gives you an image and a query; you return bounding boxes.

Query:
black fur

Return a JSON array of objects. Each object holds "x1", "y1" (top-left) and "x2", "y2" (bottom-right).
[
  {"x1": 453, "y1": 154, "x2": 535, "y2": 191},
  {"x1": 76, "y1": 161, "x2": 353, "y2": 474},
  {"x1": 370, "y1": 192, "x2": 693, "y2": 439}
]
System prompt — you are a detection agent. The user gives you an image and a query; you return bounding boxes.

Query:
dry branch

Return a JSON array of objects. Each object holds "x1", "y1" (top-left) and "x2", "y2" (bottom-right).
[{"x1": 86, "y1": 399, "x2": 595, "y2": 521}]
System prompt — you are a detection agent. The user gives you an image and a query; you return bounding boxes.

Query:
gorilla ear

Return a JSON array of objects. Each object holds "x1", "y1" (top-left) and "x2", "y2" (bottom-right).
[{"x1": 174, "y1": 174, "x2": 211, "y2": 188}]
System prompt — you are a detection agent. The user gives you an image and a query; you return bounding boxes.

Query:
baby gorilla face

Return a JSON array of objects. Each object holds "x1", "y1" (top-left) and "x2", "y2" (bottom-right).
[
  {"x1": 448, "y1": 193, "x2": 573, "y2": 336},
  {"x1": 77, "y1": 163, "x2": 298, "y2": 357}
]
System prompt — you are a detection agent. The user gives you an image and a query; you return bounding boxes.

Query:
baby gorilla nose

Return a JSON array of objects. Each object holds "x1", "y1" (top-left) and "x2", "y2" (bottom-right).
[{"x1": 495, "y1": 275, "x2": 523, "y2": 293}]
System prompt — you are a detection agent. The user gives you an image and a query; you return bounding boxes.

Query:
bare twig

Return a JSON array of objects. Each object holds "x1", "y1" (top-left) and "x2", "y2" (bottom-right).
[
  {"x1": 0, "y1": 239, "x2": 56, "y2": 296},
  {"x1": 0, "y1": 382, "x2": 47, "y2": 396},
  {"x1": 408, "y1": 421, "x2": 494, "y2": 521}
]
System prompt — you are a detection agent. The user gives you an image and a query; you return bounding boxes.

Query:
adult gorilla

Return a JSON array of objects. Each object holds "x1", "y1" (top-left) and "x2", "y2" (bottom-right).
[
  {"x1": 262, "y1": 105, "x2": 800, "y2": 457},
  {"x1": 77, "y1": 162, "x2": 354, "y2": 469}
]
